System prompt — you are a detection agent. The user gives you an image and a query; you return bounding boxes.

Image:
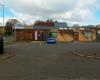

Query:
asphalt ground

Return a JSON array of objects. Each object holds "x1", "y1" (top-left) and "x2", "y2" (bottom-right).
[{"x1": 0, "y1": 42, "x2": 100, "y2": 80}]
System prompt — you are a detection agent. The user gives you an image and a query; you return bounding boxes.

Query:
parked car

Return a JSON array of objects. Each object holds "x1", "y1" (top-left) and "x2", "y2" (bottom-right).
[{"x1": 47, "y1": 37, "x2": 56, "y2": 44}]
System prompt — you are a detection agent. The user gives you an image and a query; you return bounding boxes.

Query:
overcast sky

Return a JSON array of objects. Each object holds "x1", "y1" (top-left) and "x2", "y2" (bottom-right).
[{"x1": 0, "y1": 0, "x2": 100, "y2": 26}]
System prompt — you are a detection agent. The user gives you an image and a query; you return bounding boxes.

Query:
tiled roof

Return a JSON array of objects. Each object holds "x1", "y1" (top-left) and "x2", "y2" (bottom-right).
[{"x1": 34, "y1": 21, "x2": 54, "y2": 27}]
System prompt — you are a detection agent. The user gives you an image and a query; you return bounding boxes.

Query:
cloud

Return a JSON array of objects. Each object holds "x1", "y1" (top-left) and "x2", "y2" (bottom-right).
[
  {"x1": 7, "y1": 0, "x2": 77, "y2": 16},
  {"x1": 50, "y1": 8, "x2": 94, "y2": 22},
  {"x1": 4, "y1": 0, "x2": 100, "y2": 25}
]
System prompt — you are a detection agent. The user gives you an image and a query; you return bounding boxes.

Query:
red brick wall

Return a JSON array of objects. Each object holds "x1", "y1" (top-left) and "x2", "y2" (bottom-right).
[{"x1": 16, "y1": 29, "x2": 33, "y2": 41}]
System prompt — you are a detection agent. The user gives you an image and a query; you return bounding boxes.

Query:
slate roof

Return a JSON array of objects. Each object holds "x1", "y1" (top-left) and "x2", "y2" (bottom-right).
[
  {"x1": 32, "y1": 21, "x2": 68, "y2": 30},
  {"x1": 54, "y1": 22, "x2": 68, "y2": 28},
  {"x1": 33, "y1": 26, "x2": 53, "y2": 30}
]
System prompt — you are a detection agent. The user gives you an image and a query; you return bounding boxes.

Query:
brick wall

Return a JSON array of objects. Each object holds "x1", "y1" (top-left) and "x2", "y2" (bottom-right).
[
  {"x1": 15, "y1": 29, "x2": 96, "y2": 42},
  {"x1": 0, "y1": 27, "x2": 5, "y2": 35}
]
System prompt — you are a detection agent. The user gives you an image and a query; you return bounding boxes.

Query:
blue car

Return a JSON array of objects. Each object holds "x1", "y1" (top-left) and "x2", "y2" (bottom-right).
[{"x1": 47, "y1": 37, "x2": 56, "y2": 44}]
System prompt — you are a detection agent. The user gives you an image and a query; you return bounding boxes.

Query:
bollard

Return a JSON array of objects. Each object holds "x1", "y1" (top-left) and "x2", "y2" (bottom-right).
[
  {"x1": 94, "y1": 53, "x2": 96, "y2": 56},
  {"x1": 0, "y1": 34, "x2": 4, "y2": 55}
]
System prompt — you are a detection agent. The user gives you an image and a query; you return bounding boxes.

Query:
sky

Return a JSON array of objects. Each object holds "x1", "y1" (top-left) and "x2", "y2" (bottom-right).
[{"x1": 0, "y1": 0, "x2": 100, "y2": 26}]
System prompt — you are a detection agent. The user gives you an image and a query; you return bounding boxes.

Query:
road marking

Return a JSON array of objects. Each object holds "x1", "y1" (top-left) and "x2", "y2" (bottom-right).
[{"x1": 72, "y1": 51, "x2": 100, "y2": 59}]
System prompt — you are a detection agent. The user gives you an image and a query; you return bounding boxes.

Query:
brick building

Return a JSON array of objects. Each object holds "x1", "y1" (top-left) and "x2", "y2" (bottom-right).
[{"x1": 15, "y1": 21, "x2": 97, "y2": 42}]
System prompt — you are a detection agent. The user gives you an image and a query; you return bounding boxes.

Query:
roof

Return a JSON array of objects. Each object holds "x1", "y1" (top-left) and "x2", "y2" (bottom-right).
[
  {"x1": 34, "y1": 21, "x2": 54, "y2": 27},
  {"x1": 33, "y1": 26, "x2": 53, "y2": 30},
  {"x1": 14, "y1": 23, "x2": 24, "y2": 29},
  {"x1": 7, "y1": 19, "x2": 21, "y2": 25},
  {"x1": 54, "y1": 22, "x2": 68, "y2": 28}
]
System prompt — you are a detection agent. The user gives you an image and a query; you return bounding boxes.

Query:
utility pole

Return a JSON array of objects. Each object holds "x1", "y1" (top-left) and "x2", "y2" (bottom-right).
[
  {"x1": 2, "y1": 4, "x2": 4, "y2": 27},
  {"x1": 0, "y1": 0, "x2": 5, "y2": 38},
  {"x1": 0, "y1": 0, "x2": 5, "y2": 26}
]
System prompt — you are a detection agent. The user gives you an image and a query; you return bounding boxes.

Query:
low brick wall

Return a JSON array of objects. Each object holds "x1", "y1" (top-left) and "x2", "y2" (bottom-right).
[
  {"x1": 79, "y1": 30, "x2": 96, "y2": 41},
  {"x1": 15, "y1": 29, "x2": 97, "y2": 42},
  {"x1": 0, "y1": 27, "x2": 5, "y2": 35}
]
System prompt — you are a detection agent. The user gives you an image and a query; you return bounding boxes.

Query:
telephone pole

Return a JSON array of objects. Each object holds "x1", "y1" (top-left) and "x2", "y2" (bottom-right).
[
  {"x1": 0, "y1": 0, "x2": 5, "y2": 26},
  {"x1": 2, "y1": 4, "x2": 4, "y2": 27}
]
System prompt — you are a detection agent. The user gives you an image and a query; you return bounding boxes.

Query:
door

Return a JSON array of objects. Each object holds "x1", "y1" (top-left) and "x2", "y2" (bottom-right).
[
  {"x1": 43, "y1": 32, "x2": 49, "y2": 41},
  {"x1": 32, "y1": 31, "x2": 38, "y2": 41},
  {"x1": 96, "y1": 30, "x2": 100, "y2": 41},
  {"x1": 73, "y1": 32, "x2": 79, "y2": 41}
]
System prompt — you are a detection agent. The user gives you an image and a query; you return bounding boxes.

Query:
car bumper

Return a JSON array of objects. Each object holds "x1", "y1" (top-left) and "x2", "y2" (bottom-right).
[{"x1": 47, "y1": 41, "x2": 56, "y2": 44}]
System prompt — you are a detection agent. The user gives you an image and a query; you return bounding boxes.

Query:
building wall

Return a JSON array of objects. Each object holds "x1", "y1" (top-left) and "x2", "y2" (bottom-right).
[
  {"x1": 0, "y1": 27, "x2": 5, "y2": 35},
  {"x1": 96, "y1": 30, "x2": 100, "y2": 41},
  {"x1": 50, "y1": 30, "x2": 73, "y2": 42},
  {"x1": 79, "y1": 30, "x2": 89, "y2": 41},
  {"x1": 50, "y1": 29, "x2": 96, "y2": 42},
  {"x1": 15, "y1": 29, "x2": 96, "y2": 42},
  {"x1": 16, "y1": 29, "x2": 33, "y2": 41},
  {"x1": 57, "y1": 30, "x2": 73, "y2": 42},
  {"x1": 79, "y1": 29, "x2": 96, "y2": 41},
  {"x1": 92, "y1": 29, "x2": 96, "y2": 41},
  {"x1": 24, "y1": 25, "x2": 33, "y2": 29},
  {"x1": 16, "y1": 29, "x2": 50, "y2": 41}
]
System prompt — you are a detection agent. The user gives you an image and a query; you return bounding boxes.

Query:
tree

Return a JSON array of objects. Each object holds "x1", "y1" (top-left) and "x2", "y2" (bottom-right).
[
  {"x1": 5, "y1": 21, "x2": 13, "y2": 35},
  {"x1": 5, "y1": 19, "x2": 20, "y2": 35},
  {"x1": 47, "y1": 18, "x2": 53, "y2": 22}
]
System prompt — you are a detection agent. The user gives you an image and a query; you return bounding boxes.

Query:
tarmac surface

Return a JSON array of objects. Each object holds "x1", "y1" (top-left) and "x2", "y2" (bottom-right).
[{"x1": 0, "y1": 42, "x2": 100, "y2": 80}]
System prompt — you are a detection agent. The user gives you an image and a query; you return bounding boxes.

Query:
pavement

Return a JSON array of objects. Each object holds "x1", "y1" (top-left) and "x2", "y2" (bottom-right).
[
  {"x1": 0, "y1": 42, "x2": 100, "y2": 80},
  {"x1": 0, "y1": 49, "x2": 15, "y2": 62},
  {"x1": 0, "y1": 35, "x2": 15, "y2": 62}
]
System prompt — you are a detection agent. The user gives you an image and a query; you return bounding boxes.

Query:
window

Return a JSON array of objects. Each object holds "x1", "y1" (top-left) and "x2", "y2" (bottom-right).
[{"x1": 49, "y1": 32, "x2": 57, "y2": 38}]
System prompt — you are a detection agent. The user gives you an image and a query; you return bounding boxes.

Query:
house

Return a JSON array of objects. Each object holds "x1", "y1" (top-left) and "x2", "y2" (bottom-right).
[
  {"x1": 15, "y1": 20, "x2": 97, "y2": 42},
  {"x1": 32, "y1": 21, "x2": 54, "y2": 41},
  {"x1": 15, "y1": 20, "x2": 54, "y2": 41},
  {"x1": 6, "y1": 19, "x2": 21, "y2": 32},
  {"x1": 54, "y1": 22, "x2": 67, "y2": 29},
  {"x1": 24, "y1": 25, "x2": 33, "y2": 29},
  {"x1": 34, "y1": 20, "x2": 54, "y2": 27}
]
